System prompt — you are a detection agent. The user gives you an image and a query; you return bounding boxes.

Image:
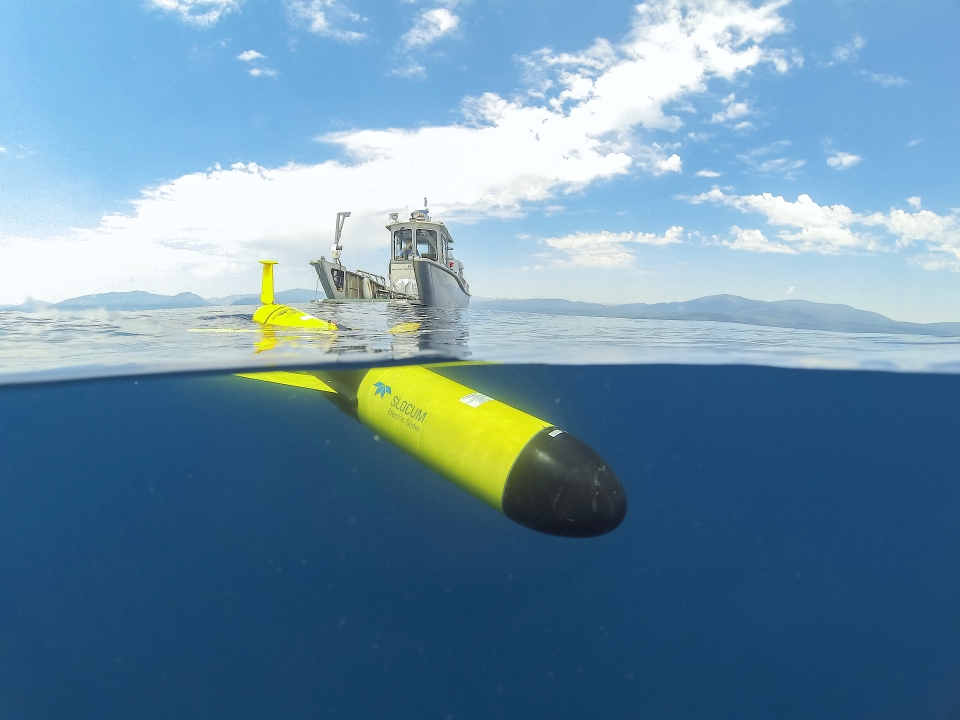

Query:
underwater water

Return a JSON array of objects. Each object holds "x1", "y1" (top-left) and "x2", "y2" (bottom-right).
[{"x1": 2, "y1": 360, "x2": 960, "y2": 719}]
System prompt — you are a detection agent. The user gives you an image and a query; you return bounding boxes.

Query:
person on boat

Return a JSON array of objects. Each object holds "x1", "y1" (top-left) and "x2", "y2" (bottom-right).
[{"x1": 401, "y1": 237, "x2": 414, "y2": 260}]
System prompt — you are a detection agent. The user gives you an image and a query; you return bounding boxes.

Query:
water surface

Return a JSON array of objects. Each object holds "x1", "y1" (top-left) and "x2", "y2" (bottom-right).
[{"x1": 2, "y1": 303, "x2": 960, "y2": 384}]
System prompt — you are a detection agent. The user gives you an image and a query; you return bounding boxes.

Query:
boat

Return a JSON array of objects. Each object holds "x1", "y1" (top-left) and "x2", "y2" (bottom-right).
[
  {"x1": 310, "y1": 212, "x2": 390, "y2": 302},
  {"x1": 311, "y1": 201, "x2": 471, "y2": 309}
]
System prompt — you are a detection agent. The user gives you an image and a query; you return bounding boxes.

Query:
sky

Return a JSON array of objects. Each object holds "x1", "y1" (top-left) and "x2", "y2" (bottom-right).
[{"x1": 1, "y1": 0, "x2": 958, "y2": 321}]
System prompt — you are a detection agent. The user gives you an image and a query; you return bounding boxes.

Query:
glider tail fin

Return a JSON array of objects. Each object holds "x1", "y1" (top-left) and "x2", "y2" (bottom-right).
[{"x1": 260, "y1": 260, "x2": 278, "y2": 305}]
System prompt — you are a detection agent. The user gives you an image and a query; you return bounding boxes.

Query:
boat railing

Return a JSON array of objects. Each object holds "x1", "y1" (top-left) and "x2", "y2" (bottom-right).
[{"x1": 355, "y1": 268, "x2": 387, "y2": 288}]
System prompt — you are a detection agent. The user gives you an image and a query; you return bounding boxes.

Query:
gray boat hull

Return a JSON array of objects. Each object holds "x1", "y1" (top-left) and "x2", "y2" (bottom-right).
[
  {"x1": 311, "y1": 258, "x2": 389, "y2": 301},
  {"x1": 412, "y1": 258, "x2": 470, "y2": 309}
]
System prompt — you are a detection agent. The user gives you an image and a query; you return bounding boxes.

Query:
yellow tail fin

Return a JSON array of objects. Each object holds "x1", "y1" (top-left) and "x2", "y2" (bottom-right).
[
  {"x1": 236, "y1": 371, "x2": 336, "y2": 393},
  {"x1": 260, "y1": 260, "x2": 278, "y2": 305}
]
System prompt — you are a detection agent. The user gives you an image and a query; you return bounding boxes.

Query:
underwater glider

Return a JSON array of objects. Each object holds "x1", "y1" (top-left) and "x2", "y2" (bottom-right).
[
  {"x1": 236, "y1": 261, "x2": 627, "y2": 537},
  {"x1": 252, "y1": 260, "x2": 339, "y2": 331},
  {"x1": 238, "y1": 367, "x2": 627, "y2": 537}
]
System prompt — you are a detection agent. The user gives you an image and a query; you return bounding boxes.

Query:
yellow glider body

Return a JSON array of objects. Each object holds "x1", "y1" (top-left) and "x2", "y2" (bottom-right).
[
  {"x1": 252, "y1": 260, "x2": 338, "y2": 331},
  {"x1": 237, "y1": 365, "x2": 626, "y2": 537},
  {"x1": 355, "y1": 366, "x2": 549, "y2": 510}
]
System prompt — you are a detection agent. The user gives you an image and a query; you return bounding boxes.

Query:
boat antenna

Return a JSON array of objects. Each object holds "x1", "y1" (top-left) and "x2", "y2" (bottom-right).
[
  {"x1": 332, "y1": 211, "x2": 351, "y2": 266},
  {"x1": 424, "y1": 197, "x2": 428, "y2": 210}
]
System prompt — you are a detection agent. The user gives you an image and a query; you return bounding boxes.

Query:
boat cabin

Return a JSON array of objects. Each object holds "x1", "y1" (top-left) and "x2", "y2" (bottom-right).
[
  {"x1": 390, "y1": 213, "x2": 455, "y2": 266},
  {"x1": 388, "y1": 208, "x2": 464, "y2": 279}
]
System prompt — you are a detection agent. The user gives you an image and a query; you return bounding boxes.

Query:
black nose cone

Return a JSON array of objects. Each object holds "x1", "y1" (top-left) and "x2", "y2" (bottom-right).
[{"x1": 502, "y1": 428, "x2": 627, "y2": 538}]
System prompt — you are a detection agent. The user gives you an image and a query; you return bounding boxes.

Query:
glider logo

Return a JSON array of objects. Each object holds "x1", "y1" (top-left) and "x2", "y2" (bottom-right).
[{"x1": 374, "y1": 381, "x2": 392, "y2": 398}]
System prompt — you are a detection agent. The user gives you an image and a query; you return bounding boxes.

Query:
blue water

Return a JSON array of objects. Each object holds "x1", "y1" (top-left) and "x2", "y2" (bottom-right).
[{"x1": 3, "y1": 363, "x2": 960, "y2": 719}]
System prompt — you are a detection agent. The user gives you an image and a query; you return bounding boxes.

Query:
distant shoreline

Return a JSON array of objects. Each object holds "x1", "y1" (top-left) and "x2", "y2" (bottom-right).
[{"x1": 3, "y1": 290, "x2": 959, "y2": 338}]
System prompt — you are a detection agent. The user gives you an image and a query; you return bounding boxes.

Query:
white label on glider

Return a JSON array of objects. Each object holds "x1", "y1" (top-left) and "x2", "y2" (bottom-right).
[
  {"x1": 549, "y1": 429, "x2": 564, "y2": 437},
  {"x1": 459, "y1": 392, "x2": 492, "y2": 408}
]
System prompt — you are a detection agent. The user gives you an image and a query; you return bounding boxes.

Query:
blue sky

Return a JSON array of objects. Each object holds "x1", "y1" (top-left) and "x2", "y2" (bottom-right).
[{"x1": 1, "y1": 0, "x2": 958, "y2": 321}]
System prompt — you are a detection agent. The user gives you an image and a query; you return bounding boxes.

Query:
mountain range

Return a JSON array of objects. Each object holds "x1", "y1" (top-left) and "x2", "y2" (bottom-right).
[
  {"x1": 472, "y1": 295, "x2": 960, "y2": 336},
  {"x1": 3, "y1": 291, "x2": 959, "y2": 337},
  {"x1": 0, "y1": 289, "x2": 319, "y2": 312}
]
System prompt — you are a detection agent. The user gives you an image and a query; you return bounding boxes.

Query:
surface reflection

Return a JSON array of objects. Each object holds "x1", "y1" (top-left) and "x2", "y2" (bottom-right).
[{"x1": 4, "y1": 301, "x2": 960, "y2": 386}]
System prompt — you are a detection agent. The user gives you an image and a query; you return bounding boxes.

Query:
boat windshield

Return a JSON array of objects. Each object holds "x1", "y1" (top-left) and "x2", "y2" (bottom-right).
[
  {"x1": 417, "y1": 229, "x2": 438, "y2": 260},
  {"x1": 393, "y1": 228, "x2": 413, "y2": 260}
]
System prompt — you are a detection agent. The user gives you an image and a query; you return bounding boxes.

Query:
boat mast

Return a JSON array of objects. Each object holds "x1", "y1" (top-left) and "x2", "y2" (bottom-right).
[{"x1": 332, "y1": 211, "x2": 351, "y2": 266}]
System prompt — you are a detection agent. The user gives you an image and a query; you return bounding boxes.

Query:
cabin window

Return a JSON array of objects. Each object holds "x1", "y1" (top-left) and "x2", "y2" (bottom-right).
[
  {"x1": 393, "y1": 228, "x2": 413, "y2": 260},
  {"x1": 416, "y1": 229, "x2": 438, "y2": 260},
  {"x1": 440, "y1": 231, "x2": 452, "y2": 263}
]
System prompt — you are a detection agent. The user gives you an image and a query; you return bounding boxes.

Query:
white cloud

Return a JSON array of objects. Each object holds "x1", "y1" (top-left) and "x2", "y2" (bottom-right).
[
  {"x1": 863, "y1": 71, "x2": 907, "y2": 87},
  {"x1": 761, "y1": 47, "x2": 801, "y2": 74},
  {"x1": 910, "y1": 254, "x2": 960, "y2": 273},
  {"x1": 831, "y1": 34, "x2": 865, "y2": 64},
  {"x1": 863, "y1": 207, "x2": 960, "y2": 249},
  {"x1": 907, "y1": 137, "x2": 922, "y2": 147},
  {"x1": 236, "y1": 49, "x2": 275, "y2": 76},
  {"x1": 723, "y1": 225, "x2": 796, "y2": 253},
  {"x1": 907, "y1": 196, "x2": 921, "y2": 210},
  {"x1": 689, "y1": 188, "x2": 960, "y2": 261},
  {"x1": 393, "y1": 3, "x2": 464, "y2": 77},
  {"x1": 0, "y1": 146, "x2": 6, "y2": 153},
  {"x1": 826, "y1": 151, "x2": 861, "y2": 170},
  {"x1": 236, "y1": 50, "x2": 265, "y2": 61},
  {"x1": 519, "y1": 37, "x2": 620, "y2": 97},
  {"x1": 401, "y1": 7, "x2": 459, "y2": 49},
  {"x1": 285, "y1": 0, "x2": 367, "y2": 41},
  {"x1": 544, "y1": 226, "x2": 683, "y2": 266},
  {"x1": 146, "y1": 0, "x2": 240, "y2": 27},
  {"x1": 689, "y1": 188, "x2": 873, "y2": 252},
  {"x1": 2, "y1": 0, "x2": 793, "y2": 302},
  {"x1": 657, "y1": 153, "x2": 683, "y2": 174},
  {"x1": 389, "y1": 62, "x2": 427, "y2": 79},
  {"x1": 737, "y1": 141, "x2": 805, "y2": 177},
  {"x1": 711, "y1": 93, "x2": 750, "y2": 123},
  {"x1": 696, "y1": 169, "x2": 721, "y2": 177}
]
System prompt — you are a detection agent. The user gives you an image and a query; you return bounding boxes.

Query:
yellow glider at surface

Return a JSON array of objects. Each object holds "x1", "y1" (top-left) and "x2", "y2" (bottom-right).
[
  {"x1": 252, "y1": 260, "x2": 339, "y2": 331},
  {"x1": 237, "y1": 365, "x2": 628, "y2": 538}
]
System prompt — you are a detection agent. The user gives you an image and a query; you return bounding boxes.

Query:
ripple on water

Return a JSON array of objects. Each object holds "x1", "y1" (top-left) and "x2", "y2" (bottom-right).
[{"x1": 2, "y1": 303, "x2": 960, "y2": 384}]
